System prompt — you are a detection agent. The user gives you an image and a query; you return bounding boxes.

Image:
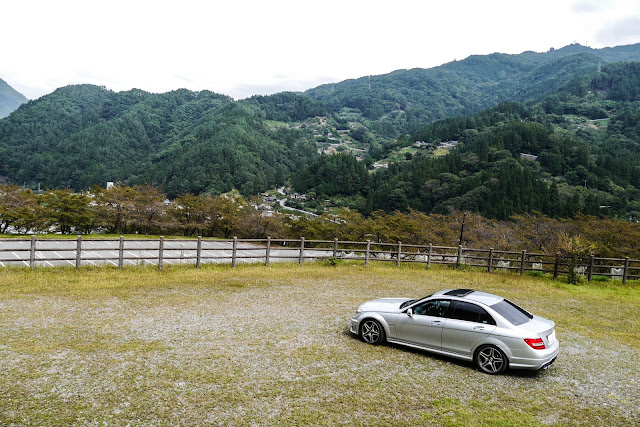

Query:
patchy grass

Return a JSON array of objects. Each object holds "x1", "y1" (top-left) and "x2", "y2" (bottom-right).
[{"x1": 1, "y1": 263, "x2": 639, "y2": 425}]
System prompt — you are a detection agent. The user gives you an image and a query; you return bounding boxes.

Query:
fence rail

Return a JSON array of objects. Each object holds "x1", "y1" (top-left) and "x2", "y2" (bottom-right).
[{"x1": 0, "y1": 236, "x2": 638, "y2": 283}]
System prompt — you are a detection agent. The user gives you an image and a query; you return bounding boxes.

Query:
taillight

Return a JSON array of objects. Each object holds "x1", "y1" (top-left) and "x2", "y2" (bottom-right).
[{"x1": 524, "y1": 338, "x2": 546, "y2": 350}]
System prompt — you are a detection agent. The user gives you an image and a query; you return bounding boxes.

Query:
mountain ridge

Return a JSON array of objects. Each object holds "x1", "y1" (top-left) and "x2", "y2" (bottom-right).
[
  {"x1": 1, "y1": 43, "x2": 640, "y2": 220},
  {"x1": 305, "y1": 43, "x2": 640, "y2": 133},
  {"x1": 0, "y1": 78, "x2": 28, "y2": 118}
]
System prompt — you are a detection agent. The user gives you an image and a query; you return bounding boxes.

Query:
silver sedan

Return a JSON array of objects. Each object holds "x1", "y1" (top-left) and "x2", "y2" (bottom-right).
[{"x1": 349, "y1": 289, "x2": 558, "y2": 374}]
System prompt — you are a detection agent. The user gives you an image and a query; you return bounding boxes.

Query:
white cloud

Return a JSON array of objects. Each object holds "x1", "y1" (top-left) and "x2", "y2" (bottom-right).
[
  {"x1": 596, "y1": 17, "x2": 640, "y2": 46},
  {"x1": 572, "y1": 0, "x2": 607, "y2": 13}
]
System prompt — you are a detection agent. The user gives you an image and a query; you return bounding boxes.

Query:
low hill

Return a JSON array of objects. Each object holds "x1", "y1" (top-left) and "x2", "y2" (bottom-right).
[
  {"x1": 0, "y1": 78, "x2": 28, "y2": 118},
  {"x1": 0, "y1": 85, "x2": 318, "y2": 195}
]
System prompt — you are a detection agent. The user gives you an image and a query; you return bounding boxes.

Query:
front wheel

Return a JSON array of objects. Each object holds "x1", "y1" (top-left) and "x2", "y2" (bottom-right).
[
  {"x1": 360, "y1": 319, "x2": 385, "y2": 345},
  {"x1": 475, "y1": 345, "x2": 508, "y2": 375}
]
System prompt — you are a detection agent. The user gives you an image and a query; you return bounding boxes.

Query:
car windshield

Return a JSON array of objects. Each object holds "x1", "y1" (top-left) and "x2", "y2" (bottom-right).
[
  {"x1": 490, "y1": 299, "x2": 533, "y2": 326},
  {"x1": 400, "y1": 294, "x2": 433, "y2": 309},
  {"x1": 399, "y1": 299, "x2": 417, "y2": 309}
]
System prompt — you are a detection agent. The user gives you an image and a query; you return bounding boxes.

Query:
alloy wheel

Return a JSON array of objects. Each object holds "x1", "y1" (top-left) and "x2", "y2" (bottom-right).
[
  {"x1": 361, "y1": 320, "x2": 382, "y2": 344},
  {"x1": 476, "y1": 346, "x2": 507, "y2": 374}
]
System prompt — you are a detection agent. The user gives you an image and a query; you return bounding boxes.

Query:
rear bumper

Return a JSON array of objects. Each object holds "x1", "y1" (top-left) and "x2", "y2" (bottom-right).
[
  {"x1": 540, "y1": 355, "x2": 557, "y2": 370},
  {"x1": 509, "y1": 346, "x2": 559, "y2": 370}
]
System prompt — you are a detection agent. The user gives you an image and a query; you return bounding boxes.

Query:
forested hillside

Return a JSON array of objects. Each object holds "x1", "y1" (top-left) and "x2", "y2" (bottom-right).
[
  {"x1": 294, "y1": 62, "x2": 640, "y2": 220},
  {"x1": 0, "y1": 78, "x2": 27, "y2": 118},
  {"x1": 1, "y1": 43, "x2": 640, "y2": 222},
  {"x1": 141, "y1": 101, "x2": 318, "y2": 196},
  {"x1": 305, "y1": 43, "x2": 640, "y2": 135},
  {"x1": 0, "y1": 86, "x2": 318, "y2": 195}
]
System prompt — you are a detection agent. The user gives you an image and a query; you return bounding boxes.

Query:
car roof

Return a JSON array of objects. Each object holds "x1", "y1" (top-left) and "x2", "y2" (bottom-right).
[{"x1": 433, "y1": 289, "x2": 504, "y2": 306}]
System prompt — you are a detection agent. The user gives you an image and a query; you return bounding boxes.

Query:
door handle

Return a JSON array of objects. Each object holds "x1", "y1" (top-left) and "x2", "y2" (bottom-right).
[
  {"x1": 430, "y1": 321, "x2": 442, "y2": 325},
  {"x1": 473, "y1": 326, "x2": 485, "y2": 331}
]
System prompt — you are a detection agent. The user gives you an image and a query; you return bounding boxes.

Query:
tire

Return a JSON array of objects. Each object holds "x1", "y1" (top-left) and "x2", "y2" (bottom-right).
[
  {"x1": 360, "y1": 319, "x2": 385, "y2": 345},
  {"x1": 475, "y1": 345, "x2": 508, "y2": 375}
]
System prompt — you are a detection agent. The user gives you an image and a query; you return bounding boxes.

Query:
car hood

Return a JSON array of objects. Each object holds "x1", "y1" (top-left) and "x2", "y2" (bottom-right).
[{"x1": 359, "y1": 298, "x2": 412, "y2": 313}]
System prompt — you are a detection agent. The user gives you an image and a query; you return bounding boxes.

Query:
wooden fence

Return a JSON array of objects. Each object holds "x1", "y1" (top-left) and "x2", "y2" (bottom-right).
[{"x1": 0, "y1": 236, "x2": 638, "y2": 283}]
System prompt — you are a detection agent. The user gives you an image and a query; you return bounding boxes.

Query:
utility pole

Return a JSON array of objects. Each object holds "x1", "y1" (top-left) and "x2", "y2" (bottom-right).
[{"x1": 458, "y1": 212, "x2": 466, "y2": 246}]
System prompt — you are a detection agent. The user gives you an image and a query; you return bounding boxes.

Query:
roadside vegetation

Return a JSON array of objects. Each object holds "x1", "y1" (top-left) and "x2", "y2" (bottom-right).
[
  {"x1": 2, "y1": 183, "x2": 640, "y2": 260},
  {"x1": 1, "y1": 262, "x2": 638, "y2": 425}
]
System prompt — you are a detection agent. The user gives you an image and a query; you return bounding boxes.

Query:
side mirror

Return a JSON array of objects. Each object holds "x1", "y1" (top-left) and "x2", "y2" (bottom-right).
[{"x1": 407, "y1": 308, "x2": 413, "y2": 318}]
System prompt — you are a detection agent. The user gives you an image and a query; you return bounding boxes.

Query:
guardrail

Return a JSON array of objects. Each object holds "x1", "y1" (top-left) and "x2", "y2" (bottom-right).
[{"x1": 0, "y1": 236, "x2": 638, "y2": 283}]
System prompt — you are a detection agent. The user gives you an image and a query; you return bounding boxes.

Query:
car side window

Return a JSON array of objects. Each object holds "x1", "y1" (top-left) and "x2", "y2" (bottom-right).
[
  {"x1": 449, "y1": 301, "x2": 496, "y2": 325},
  {"x1": 413, "y1": 299, "x2": 451, "y2": 317}
]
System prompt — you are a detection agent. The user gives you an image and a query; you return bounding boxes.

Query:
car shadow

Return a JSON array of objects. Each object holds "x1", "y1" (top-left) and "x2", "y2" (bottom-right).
[{"x1": 342, "y1": 327, "x2": 549, "y2": 378}]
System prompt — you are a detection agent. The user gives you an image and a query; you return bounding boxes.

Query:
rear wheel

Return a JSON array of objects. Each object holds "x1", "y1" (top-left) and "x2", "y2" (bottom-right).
[
  {"x1": 475, "y1": 345, "x2": 507, "y2": 374},
  {"x1": 360, "y1": 319, "x2": 385, "y2": 345}
]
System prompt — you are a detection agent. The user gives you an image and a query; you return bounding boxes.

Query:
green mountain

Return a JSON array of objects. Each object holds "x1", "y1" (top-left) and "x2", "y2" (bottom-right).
[
  {"x1": 0, "y1": 85, "x2": 318, "y2": 195},
  {"x1": 1, "y1": 43, "x2": 640, "y2": 220},
  {"x1": 295, "y1": 62, "x2": 640, "y2": 219},
  {"x1": 0, "y1": 78, "x2": 28, "y2": 118},
  {"x1": 305, "y1": 43, "x2": 640, "y2": 135}
]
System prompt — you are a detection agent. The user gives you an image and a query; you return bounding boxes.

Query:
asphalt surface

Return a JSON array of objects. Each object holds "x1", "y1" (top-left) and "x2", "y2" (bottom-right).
[{"x1": 0, "y1": 239, "x2": 334, "y2": 268}]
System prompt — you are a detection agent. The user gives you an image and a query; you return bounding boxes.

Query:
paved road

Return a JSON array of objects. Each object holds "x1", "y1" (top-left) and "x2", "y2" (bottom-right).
[
  {"x1": 0, "y1": 239, "x2": 334, "y2": 268},
  {"x1": 276, "y1": 186, "x2": 318, "y2": 217}
]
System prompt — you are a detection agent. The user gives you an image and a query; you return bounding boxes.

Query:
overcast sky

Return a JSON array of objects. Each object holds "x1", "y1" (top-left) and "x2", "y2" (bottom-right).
[{"x1": 3, "y1": 0, "x2": 640, "y2": 100}]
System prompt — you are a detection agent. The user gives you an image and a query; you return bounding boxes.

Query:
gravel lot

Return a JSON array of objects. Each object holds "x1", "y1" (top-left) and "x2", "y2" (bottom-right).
[{"x1": 1, "y1": 264, "x2": 639, "y2": 425}]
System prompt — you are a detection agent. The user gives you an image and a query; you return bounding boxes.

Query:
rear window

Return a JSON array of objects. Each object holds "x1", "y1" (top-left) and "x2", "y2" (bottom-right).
[{"x1": 490, "y1": 299, "x2": 533, "y2": 326}]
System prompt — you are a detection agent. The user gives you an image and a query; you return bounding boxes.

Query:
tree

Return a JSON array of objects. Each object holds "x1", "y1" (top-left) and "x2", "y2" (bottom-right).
[
  {"x1": 208, "y1": 195, "x2": 246, "y2": 238},
  {"x1": 240, "y1": 199, "x2": 285, "y2": 239},
  {"x1": 93, "y1": 185, "x2": 139, "y2": 234},
  {"x1": 0, "y1": 185, "x2": 41, "y2": 233},
  {"x1": 40, "y1": 189, "x2": 94, "y2": 234},
  {"x1": 129, "y1": 185, "x2": 167, "y2": 234},
  {"x1": 556, "y1": 234, "x2": 595, "y2": 284},
  {"x1": 168, "y1": 193, "x2": 214, "y2": 236}
]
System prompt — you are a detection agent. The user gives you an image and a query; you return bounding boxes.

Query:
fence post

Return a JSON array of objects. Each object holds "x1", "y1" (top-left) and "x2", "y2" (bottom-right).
[
  {"x1": 456, "y1": 245, "x2": 462, "y2": 266},
  {"x1": 30, "y1": 235, "x2": 36, "y2": 270},
  {"x1": 587, "y1": 255, "x2": 593, "y2": 281},
  {"x1": 333, "y1": 238, "x2": 338, "y2": 258},
  {"x1": 623, "y1": 257, "x2": 629, "y2": 284},
  {"x1": 365, "y1": 240, "x2": 370, "y2": 266},
  {"x1": 488, "y1": 248, "x2": 494, "y2": 273},
  {"x1": 158, "y1": 236, "x2": 164, "y2": 270},
  {"x1": 427, "y1": 243, "x2": 432, "y2": 269},
  {"x1": 118, "y1": 236, "x2": 124, "y2": 269},
  {"x1": 520, "y1": 250, "x2": 527, "y2": 276},
  {"x1": 265, "y1": 236, "x2": 271, "y2": 266},
  {"x1": 196, "y1": 236, "x2": 202, "y2": 268},
  {"x1": 396, "y1": 241, "x2": 402, "y2": 267},
  {"x1": 76, "y1": 235, "x2": 82, "y2": 270},
  {"x1": 299, "y1": 237, "x2": 305, "y2": 265},
  {"x1": 553, "y1": 252, "x2": 559, "y2": 280},
  {"x1": 232, "y1": 237, "x2": 237, "y2": 267}
]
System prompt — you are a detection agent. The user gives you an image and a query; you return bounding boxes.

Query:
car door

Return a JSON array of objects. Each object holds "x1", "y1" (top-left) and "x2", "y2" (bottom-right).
[
  {"x1": 395, "y1": 299, "x2": 451, "y2": 349},
  {"x1": 441, "y1": 300, "x2": 496, "y2": 356}
]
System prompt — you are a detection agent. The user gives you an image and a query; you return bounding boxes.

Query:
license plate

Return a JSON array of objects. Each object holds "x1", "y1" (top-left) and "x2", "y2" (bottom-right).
[{"x1": 547, "y1": 331, "x2": 556, "y2": 344}]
